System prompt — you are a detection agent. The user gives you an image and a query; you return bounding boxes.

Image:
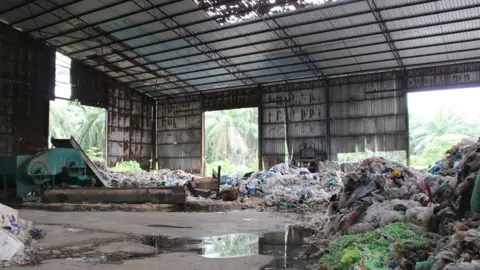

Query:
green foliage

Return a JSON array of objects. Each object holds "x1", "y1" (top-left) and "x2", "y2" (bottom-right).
[
  {"x1": 409, "y1": 107, "x2": 480, "y2": 168},
  {"x1": 49, "y1": 100, "x2": 107, "y2": 160},
  {"x1": 84, "y1": 147, "x2": 103, "y2": 160},
  {"x1": 320, "y1": 222, "x2": 429, "y2": 270},
  {"x1": 111, "y1": 160, "x2": 142, "y2": 171},
  {"x1": 205, "y1": 108, "x2": 258, "y2": 174}
]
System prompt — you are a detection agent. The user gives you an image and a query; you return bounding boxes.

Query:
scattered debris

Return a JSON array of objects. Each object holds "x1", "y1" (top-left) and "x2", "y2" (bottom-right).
[{"x1": 0, "y1": 203, "x2": 38, "y2": 266}]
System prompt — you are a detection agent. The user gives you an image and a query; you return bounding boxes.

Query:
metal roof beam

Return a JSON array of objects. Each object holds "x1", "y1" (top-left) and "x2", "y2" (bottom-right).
[
  {"x1": 130, "y1": 0, "x2": 255, "y2": 85},
  {"x1": 0, "y1": 0, "x2": 37, "y2": 16},
  {"x1": 145, "y1": 46, "x2": 480, "y2": 94},
  {"x1": 99, "y1": 12, "x2": 480, "y2": 75},
  {"x1": 35, "y1": 0, "x2": 195, "y2": 95},
  {"x1": 37, "y1": 0, "x2": 180, "y2": 41},
  {"x1": 126, "y1": 38, "x2": 480, "y2": 87},
  {"x1": 251, "y1": 4, "x2": 326, "y2": 78},
  {"x1": 10, "y1": 0, "x2": 87, "y2": 28},
  {"x1": 119, "y1": 34, "x2": 480, "y2": 82},
  {"x1": 93, "y1": 1, "x2": 472, "y2": 73},
  {"x1": 366, "y1": 0, "x2": 405, "y2": 70},
  {"x1": 85, "y1": 0, "x2": 442, "y2": 68},
  {"x1": 65, "y1": 0, "x2": 365, "y2": 55},
  {"x1": 57, "y1": 0, "x2": 247, "y2": 50}
]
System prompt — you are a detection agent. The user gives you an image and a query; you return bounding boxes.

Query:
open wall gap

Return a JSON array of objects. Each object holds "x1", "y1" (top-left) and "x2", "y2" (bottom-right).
[
  {"x1": 204, "y1": 107, "x2": 259, "y2": 175},
  {"x1": 408, "y1": 87, "x2": 480, "y2": 169},
  {"x1": 49, "y1": 52, "x2": 107, "y2": 164}
]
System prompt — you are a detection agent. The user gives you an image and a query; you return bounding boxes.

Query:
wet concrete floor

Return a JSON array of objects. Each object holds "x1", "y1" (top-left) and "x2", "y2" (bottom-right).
[{"x1": 9, "y1": 210, "x2": 317, "y2": 270}]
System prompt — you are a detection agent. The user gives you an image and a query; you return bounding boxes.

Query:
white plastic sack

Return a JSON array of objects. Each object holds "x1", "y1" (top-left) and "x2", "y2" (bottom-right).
[{"x1": 0, "y1": 228, "x2": 24, "y2": 261}]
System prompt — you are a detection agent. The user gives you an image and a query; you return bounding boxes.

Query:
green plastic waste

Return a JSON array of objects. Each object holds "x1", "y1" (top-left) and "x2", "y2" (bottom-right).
[
  {"x1": 319, "y1": 222, "x2": 429, "y2": 270},
  {"x1": 470, "y1": 170, "x2": 480, "y2": 213}
]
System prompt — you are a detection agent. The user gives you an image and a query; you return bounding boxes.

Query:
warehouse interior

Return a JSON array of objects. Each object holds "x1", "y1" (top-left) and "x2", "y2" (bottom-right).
[{"x1": 1, "y1": 0, "x2": 480, "y2": 268}]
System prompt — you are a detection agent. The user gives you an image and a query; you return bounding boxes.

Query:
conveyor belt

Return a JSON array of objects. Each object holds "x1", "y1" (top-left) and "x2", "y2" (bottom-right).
[{"x1": 50, "y1": 136, "x2": 109, "y2": 187}]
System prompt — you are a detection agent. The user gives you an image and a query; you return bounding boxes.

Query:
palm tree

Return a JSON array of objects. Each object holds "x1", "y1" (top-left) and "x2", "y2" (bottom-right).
[
  {"x1": 76, "y1": 105, "x2": 107, "y2": 156},
  {"x1": 205, "y1": 108, "x2": 258, "y2": 164},
  {"x1": 49, "y1": 100, "x2": 107, "y2": 158},
  {"x1": 409, "y1": 108, "x2": 465, "y2": 155}
]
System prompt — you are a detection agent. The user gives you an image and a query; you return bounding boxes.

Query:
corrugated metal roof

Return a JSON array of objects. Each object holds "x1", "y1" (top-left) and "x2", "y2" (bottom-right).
[{"x1": 1, "y1": 0, "x2": 480, "y2": 97}]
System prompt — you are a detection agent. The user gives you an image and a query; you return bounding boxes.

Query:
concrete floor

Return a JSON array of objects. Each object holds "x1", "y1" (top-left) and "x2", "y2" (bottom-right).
[
  {"x1": 9, "y1": 210, "x2": 306, "y2": 270},
  {"x1": 19, "y1": 210, "x2": 299, "y2": 238}
]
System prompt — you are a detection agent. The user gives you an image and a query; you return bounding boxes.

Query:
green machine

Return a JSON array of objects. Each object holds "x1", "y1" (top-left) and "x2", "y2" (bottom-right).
[{"x1": 0, "y1": 148, "x2": 92, "y2": 201}]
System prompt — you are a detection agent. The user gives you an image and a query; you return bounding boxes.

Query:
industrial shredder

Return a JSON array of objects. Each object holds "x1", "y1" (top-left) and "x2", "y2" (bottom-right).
[
  {"x1": 0, "y1": 137, "x2": 187, "y2": 204},
  {"x1": 0, "y1": 148, "x2": 92, "y2": 201}
]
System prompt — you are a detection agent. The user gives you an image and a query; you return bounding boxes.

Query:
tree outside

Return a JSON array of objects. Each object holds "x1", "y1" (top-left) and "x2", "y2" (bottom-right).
[
  {"x1": 204, "y1": 108, "x2": 259, "y2": 175},
  {"x1": 49, "y1": 99, "x2": 107, "y2": 161}
]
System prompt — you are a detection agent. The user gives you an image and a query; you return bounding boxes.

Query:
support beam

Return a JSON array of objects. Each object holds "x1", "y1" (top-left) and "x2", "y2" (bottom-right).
[
  {"x1": 366, "y1": 0, "x2": 405, "y2": 69},
  {"x1": 0, "y1": 0, "x2": 37, "y2": 16},
  {"x1": 38, "y1": 0, "x2": 179, "y2": 40},
  {"x1": 325, "y1": 79, "x2": 331, "y2": 161},
  {"x1": 117, "y1": 35, "x2": 480, "y2": 82},
  {"x1": 403, "y1": 76, "x2": 410, "y2": 166},
  {"x1": 63, "y1": 0, "x2": 364, "y2": 54},
  {"x1": 92, "y1": 4, "x2": 479, "y2": 74},
  {"x1": 130, "y1": 0, "x2": 255, "y2": 86},
  {"x1": 34, "y1": 0, "x2": 196, "y2": 94},
  {"x1": 143, "y1": 45, "x2": 480, "y2": 94},
  {"x1": 251, "y1": 6, "x2": 326, "y2": 78}
]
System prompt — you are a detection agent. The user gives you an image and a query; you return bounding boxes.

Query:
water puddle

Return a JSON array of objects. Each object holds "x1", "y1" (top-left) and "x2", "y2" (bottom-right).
[{"x1": 142, "y1": 226, "x2": 314, "y2": 269}]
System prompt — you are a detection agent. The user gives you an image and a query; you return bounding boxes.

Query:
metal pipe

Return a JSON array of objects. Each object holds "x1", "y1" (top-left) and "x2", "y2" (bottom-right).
[{"x1": 42, "y1": 187, "x2": 186, "y2": 204}]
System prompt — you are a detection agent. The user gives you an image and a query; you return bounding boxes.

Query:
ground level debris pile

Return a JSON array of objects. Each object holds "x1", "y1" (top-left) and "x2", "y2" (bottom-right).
[
  {"x1": 0, "y1": 203, "x2": 43, "y2": 267},
  {"x1": 308, "y1": 138, "x2": 480, "y2": 270}
]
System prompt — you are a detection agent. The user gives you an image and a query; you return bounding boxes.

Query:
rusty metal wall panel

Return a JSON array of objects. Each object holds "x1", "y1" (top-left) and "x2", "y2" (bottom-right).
[
  {"x1": 407, "y1": 62, "x2": 480, "y2": 91},
  {"x1": 107, "y1": 82, "x2": 154, "y2": 170},
  {"x1": 202, "y1": 87, "x2": 261, "y2": 111},
  {"x1": 261, "y1": 80, "x2": 327, "y2": 163},
  {"x1": 71, "y1": 59, "x2": 108, "y2": 108},
  {"x1": 157, "y1": 97, "x2": 202, "y2": 174},
  {"x1": 0, "y1": 22, "x2": 55, "y2": 155},
  {"x1": 328, "y1": 73, "x2": 406, "y2": 156}
]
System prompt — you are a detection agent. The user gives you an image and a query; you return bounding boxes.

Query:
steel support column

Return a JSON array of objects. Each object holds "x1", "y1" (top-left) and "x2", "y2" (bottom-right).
[
  {"x1": 325, "y1": 79, "x2": 331, "y2": 161},
  {"x1": 403, "y1": 76, "x2": 410, "y2": 166}
]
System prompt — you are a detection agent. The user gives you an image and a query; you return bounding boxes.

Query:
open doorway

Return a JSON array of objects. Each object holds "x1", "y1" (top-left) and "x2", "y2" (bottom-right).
[
  {"x1": 49, "y1": 52, "x2": 107, "y2": 164},
  {"x1": 204, "y1": 108, "x2": 259, "y2": 175},
  {"x1": 408, "y1": 88, "x2": 480, "y2": 169}
]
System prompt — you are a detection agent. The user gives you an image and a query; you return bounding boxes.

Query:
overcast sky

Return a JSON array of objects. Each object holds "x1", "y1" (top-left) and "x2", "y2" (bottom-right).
[{"x1": 408, "y1": 88, "x2": 480, "y2": 122}]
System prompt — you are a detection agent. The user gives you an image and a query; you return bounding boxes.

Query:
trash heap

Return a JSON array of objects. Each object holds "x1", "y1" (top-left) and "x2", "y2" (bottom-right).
[
  {"x1": 101, "y1": 168, "x2": 200, "y2": 188},
  {"x1": 219, "y1": 162, "x2": 344, "y2": 208},
  {"x1": 0, "y1": 204, "x2": 42, "y2": 267},
  {"x1": 310, "y1": 138, "x2": 480, "y2": 270}
]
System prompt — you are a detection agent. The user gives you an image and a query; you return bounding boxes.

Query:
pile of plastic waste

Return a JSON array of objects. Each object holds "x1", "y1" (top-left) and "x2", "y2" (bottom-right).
[
  {"x1": 100, "y1": 168, "x2": 200, "y2": 188},
  {"x1": 0, "y1": 204, "x2": 41, "y2": 267},
  {"x1": 308, "y1": 138, "x2": 480, "y2": 270},
  {"x1": 218, "y1": 162, "x2": 344, "y2": 208}
]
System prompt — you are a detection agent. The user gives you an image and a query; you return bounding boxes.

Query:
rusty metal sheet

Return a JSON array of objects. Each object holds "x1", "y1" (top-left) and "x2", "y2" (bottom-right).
[
  {"x1": 42, "y1": 187, "x2": 185, "y2": 204},
  {"x1": 107, "y1": 83, "x2": 154, "y2": 170},
  {"x1": 0, "y1": 22, "x2": 54, "y2": 155},
  {"x1": 157, "y1": 98, "x2": 202, "y2": 174}
]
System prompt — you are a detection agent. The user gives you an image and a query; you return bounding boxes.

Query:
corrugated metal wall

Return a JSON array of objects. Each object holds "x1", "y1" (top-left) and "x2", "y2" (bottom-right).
[
  {"x1": 157, "y1": 96, "x2": 203, "y2": 174},
  {"x1": 107, "y1": 82, "x2": 154, "y2": 169},
  {"x1": 154, "y1": 62, "x2": 480, "y2": 172},
  {"x1": 261, "y1": 81, "x2": 327, "y2": 169},
  {"x1": 70, "y1": 61, "x2": 155, "y2": 169},
  {"x1": 0, "y1": 22, "x2": 55, "y2": 155},
  {"x1": 328, "y1": 73, "x2": 407, "y2": 157}
]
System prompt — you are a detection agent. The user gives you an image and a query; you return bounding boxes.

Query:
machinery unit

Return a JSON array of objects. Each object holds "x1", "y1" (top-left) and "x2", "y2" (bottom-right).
[{"x1": 0, "y1": 148, "x2": 92, "y2": 201}]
